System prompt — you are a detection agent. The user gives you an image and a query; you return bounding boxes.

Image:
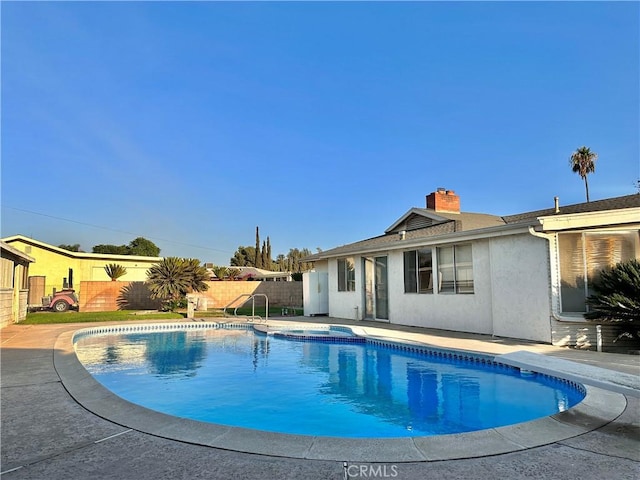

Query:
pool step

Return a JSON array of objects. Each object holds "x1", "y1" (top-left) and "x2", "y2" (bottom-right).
[{"x1": 498, "y1": 350, "x2": 640, "y2": 397}]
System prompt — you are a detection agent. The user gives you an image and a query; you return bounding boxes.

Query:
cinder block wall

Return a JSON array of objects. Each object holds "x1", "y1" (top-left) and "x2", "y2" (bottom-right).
[
  {"x1": 79, "y1": 281, "x2": 161, "y2": 312},
  {"x1": 198, "y1": 281, "x2": 302, "y2": 309},
  {"x1": 79, "y1": 281, "x2": 302, "y2": 312}
]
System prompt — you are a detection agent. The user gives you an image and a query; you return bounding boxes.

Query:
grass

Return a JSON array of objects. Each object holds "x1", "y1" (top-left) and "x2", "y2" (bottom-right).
[
  {"x1": 21, "y1": 306, "x2": 303, "y2": 324},
  {"x1": 22, "y1": 310, "x2": 183, "y2": 325},
  {"x1": 196, "y1": 307, "x2": 299, "y2": 318}
]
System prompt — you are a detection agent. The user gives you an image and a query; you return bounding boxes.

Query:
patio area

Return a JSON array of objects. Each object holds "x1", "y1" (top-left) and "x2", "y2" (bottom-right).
[{"x1": 1, "y1": 318, "x2": 638, "y2": 479}]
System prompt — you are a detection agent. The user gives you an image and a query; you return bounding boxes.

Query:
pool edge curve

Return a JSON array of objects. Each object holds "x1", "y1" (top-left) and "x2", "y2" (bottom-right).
[{"x1": 55, "y1": 323, "x2": 627, "y2": 463}]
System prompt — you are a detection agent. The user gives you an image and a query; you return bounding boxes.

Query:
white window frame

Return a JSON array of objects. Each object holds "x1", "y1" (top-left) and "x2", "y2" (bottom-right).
[{"x1": 337, "y1": 257, "x2": 356, "y2": 292}]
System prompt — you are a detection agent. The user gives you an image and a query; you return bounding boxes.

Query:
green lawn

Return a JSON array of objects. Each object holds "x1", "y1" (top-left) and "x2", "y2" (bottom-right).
[
  {"x1": 21, "y1": 306, "x2": 301, "y2": 325},
  {"x1": 22, "y1": 310, "x2": 184, "y2": 324}
]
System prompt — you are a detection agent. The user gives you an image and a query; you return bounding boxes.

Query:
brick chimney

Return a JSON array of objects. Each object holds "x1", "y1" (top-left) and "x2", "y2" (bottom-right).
[{"x1": 426, "y1": 188, "x2": 460, "y2": 214}]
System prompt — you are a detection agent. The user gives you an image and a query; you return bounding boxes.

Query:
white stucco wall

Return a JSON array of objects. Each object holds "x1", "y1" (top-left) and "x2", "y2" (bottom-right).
[
  {"x1": 318, "y1": 232, "x2": 553, "y2": 343},
  {"x1": 387, "y1": 242, "x2": 494, "y2": 335},
  {"x1": 327, "y1": 258, "x2": 361, "y2": 321},
  {"x1": 488, "y1": 234, "x2": 551, "y2": 342}
]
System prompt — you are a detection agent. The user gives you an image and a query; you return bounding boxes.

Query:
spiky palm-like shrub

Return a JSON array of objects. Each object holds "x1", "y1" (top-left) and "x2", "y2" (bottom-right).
[
  {"x1": 211, "y1": 265, "x2": 229, "y2": 280},
  {"x1": 586, "y1": 259, "x2": 640, "y2": 340},
  {"x1": 146, "y1": 257, "x2": 209, "y2": 311},
  {"x1": 183, "y1": 258, "x2": 210, "y2": 293},
  {"x1": 227, "y1": 268, "x2": 241, "y2": 280},
  {"x1": 104, "y1": 263, "x2": 127, "y2": 281}
]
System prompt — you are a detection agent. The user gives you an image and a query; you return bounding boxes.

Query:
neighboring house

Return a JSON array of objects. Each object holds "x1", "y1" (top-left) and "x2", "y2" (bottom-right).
[
  {"x1": 1, "y1": 241, "x2": 34, "y2": 327},
  {"x1": 205, "y1": 265, "x2": 293, "y2": 281},
  {"x1": 1, "y1": 235, "x2": 162, "y2": 304},
  {"x1": 231, "y1": 266, "x2": 292, "y2": 282},
  {"x1": 303, "y1": 188, "x2": 640, "y2": 349}
]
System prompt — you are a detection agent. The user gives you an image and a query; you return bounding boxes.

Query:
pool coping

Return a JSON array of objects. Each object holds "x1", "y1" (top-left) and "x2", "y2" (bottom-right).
[{"x1": 55, "y1": 322, "x2": 628, "y2": 463}]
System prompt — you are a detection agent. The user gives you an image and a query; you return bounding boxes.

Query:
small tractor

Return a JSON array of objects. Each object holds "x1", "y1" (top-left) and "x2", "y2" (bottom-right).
[{"x1": 40, "y1": 289, "x2": 79, "y2": 312}]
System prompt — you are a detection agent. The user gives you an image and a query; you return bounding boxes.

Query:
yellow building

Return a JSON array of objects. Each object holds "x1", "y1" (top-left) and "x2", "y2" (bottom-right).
[{"x1": 1, "y1": 235, "x2": 162, "y2": 301}]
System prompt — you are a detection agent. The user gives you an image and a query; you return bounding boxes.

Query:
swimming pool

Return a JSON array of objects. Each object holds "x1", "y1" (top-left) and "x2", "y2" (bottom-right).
[{"x1": 73, "y1": 323, "x2": 585, "y2": 438}]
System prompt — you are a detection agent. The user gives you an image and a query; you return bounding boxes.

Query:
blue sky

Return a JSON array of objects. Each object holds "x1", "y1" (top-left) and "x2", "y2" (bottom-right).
[{"x1": 2, "y1": 1, "x2": 638, "y2": 265}]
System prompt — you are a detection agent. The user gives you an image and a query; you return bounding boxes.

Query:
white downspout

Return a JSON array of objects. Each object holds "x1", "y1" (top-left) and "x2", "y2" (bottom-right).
[{"x1": 527, "y1": 226, "x2": 564, "y2": 329}]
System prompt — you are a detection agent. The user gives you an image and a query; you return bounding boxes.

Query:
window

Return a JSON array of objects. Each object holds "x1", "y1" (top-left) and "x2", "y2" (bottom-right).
[
  {"x1": 337, "y1": 257, "x2": 356, "y2": 292},
  {"x1": 437, "y1": 245, "x2": 474, "y2": 294},
  {"x1": 404, "y1": 249, "x2": 433, "y2": 293},
  {"x1": 559, "y1": 230, "x2": 639, "y2": 313}
]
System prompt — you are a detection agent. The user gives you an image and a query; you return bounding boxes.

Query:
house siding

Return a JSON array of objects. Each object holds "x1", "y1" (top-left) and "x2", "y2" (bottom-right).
[{"x1": 319, "y1": 234, "x2": 553, "y2": 342}]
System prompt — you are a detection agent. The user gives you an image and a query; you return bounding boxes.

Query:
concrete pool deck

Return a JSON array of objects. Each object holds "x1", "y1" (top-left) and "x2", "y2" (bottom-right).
[{"x1": 1, "y1": 317, "x2": 639, "y2": 479}]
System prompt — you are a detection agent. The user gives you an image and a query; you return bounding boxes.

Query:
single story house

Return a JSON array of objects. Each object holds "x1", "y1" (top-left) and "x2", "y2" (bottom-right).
[
  {"x1": 303, "y1": 188, "x2": 640, "y2": 349},
  {"x1": 0, "y1": 241, "x2": 35, "y2": 327},
  {"x1": 204, "y1": 265, "x2": 292, "y2": 281},
  {"x1": 229, "y1": 266, "x2": 292, "y2": 281},
  {"x1": 1, "y1": 235, "x2": 162, "y2": 304}
]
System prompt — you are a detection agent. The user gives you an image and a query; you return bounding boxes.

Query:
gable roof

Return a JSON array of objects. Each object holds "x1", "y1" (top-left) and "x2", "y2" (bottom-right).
[
  {"x1": 386, "y1": 208, "x2": 505, "y2": 234},
  {"x1": 1, "y1": 235, "x2": 163, "y2": 262},
  {"x1": 0, "y1": 241, "x2": 35, "y2": 264},
  {"x1": 305, "y1": 193, "x2": 640, "y2": 261}
]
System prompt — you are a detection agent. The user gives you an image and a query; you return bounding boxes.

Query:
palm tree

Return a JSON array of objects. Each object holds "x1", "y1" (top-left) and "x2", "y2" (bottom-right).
[
  {"x1": 146, "y1": 257, "x2": 209, "y2": 310},
  {"x1": 104, "y1": 263, "x2": 127, "y2": 281},
  {"x1": 182, "y1": 258, "x2": 211, "y2": 293},
  {"x1": 570, "y1": 146, "x2": 597, "y2": 202},
  {"x1": 211, "y1": 265, "x2": 229, "y2": 280}
]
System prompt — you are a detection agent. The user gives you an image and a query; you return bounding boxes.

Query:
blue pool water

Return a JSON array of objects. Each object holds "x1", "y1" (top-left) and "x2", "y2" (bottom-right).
[{"x1": 74, "y1": 325, "x2": 585, "y2": 438}]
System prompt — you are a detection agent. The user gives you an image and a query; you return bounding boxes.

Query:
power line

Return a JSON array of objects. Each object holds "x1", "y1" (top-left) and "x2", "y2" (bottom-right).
[{"x1": 1, "y1": 205, "x2": 233, "y2": 254}]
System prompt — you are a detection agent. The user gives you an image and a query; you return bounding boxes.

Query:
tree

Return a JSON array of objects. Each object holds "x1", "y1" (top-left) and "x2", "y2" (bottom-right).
[
  {"x1": 586, "y1": 259, "x2": 640, "y2": 341},
  {"x1": 230, "y1": 246, "x2": 256, "y2": 267},
  {"x1": 570, "y1": 146, "x2": 597, "y2": 202},
  {"x1": 265, "y1": 237, "x2": 272, "y2": 270},
  {"x1": 93, "y1": 244, "x2": 129, "y2": 255},
  {"x1": 211, "y1": 265, "x2": 228, "y2": 280},
  {"x1": 104, "y1": 263, "x2": 127, "y2": 281},
  {"x1": 254, "y1": 226, "x2": 262, "y2": 268},
  {"x1": 261, "y1": 240, "x2": 269, "y2": 270},
  {"x1": 58, "y1": 244, "x2": 82, "y2": 252},
  {"x1": 182, "y1": 258, "x2": 210, "y2": 293},
  {"x1": 285, "y1": 247, "x2": 314, "y2": 273},
  {"x1": 146, "y1": 257, "x2": 209, "y2": 310},
  {"x1": 92, "y1": 237, "x2": 160, "y2": 256},
  {"x1": 128, "y1": 237, "x2": 160, "y2": 256},
  {"x1": 227, "y1": 267, "x2": 241, "y2": 280}
]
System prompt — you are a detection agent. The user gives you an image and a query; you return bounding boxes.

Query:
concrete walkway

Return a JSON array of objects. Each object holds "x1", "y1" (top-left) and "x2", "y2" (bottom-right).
[{"x1": 1, "y1": 318, "x2": 639, "y2": 479}]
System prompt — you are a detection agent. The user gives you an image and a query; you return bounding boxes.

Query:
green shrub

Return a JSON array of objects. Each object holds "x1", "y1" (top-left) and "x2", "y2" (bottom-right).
[{"x1": 586, "y1": 259, "x2": 640, "y2": 341}]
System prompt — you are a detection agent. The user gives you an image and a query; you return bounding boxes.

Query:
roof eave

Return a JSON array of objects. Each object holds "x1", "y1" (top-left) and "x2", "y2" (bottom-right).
[
  {"x1": 1, "y1": 235, "x2": 163, "y2": 262},
  {"x1": 307, "y1": 222, "x2": 536, "y2": 261}
]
